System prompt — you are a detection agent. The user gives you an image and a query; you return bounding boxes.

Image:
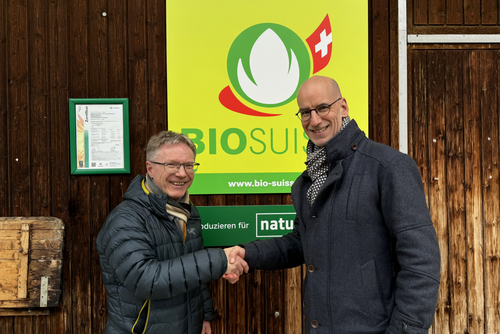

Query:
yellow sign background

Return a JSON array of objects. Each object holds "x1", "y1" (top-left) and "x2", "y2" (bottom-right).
[{"x1": 167, "y1": 1, "x2": 368, "y2": 175}]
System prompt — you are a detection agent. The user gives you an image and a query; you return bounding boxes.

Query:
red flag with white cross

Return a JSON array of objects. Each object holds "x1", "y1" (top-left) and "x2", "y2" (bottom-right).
[{"x1": 306, "y1": 15, "x2": 332, "y2": 74}]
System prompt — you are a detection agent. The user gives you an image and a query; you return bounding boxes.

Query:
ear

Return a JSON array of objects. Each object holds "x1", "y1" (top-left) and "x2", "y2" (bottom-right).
[
  {"x1": 340, "y1": 98, "x2": 349, "y2": 117},
  {"x1": 146, "y1": 161, "x2": 154, "y2": 177}
]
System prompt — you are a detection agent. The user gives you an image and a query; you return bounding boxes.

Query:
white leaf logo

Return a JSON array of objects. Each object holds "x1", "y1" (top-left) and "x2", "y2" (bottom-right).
[{"x1": 236, "y1": 29, "x2": 300, "y2": 105}]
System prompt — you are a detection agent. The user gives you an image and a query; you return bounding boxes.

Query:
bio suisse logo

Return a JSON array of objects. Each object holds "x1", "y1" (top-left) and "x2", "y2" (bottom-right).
[{"x1": 219, "y1": 15, "x2": 332, "y2": 117}]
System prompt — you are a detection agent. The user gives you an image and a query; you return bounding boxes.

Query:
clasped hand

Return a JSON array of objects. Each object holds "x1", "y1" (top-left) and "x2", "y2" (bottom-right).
[{"x1": 223, "y1": 246, "x2": 247, "y2": 284}]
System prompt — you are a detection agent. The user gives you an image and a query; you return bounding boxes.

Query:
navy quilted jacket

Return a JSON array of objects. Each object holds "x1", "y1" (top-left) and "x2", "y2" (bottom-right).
[{"x1": 96, "y1": 174, "x2": 227, "y2": 334}]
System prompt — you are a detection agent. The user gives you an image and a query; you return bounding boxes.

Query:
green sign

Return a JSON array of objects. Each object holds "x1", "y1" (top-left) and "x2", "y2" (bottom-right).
[{"x1": 198, "y1": 205, "x2": 296, "y2": 246}]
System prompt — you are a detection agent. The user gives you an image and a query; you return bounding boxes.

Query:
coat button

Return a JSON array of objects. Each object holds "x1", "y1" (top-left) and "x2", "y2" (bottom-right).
[
  {"x1": 311, "y1": 320, "x2": 319, "y2": 328},
  {"x1": 307, "y1": 265, "x2": 315, "y2": 273},
  {"x1": 352, "y1": 143, "x2": 358, "y2": 150},
  {"x1": 397, "y1": 321, "x2": 407, "y2": 332}
]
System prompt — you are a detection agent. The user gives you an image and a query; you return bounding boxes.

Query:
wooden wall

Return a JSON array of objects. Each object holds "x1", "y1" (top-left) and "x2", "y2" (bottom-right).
[
  {"x1": 407, "y1": 1, "x2": 500, "y2": 333},
  {"x1": 409, "y1": 45, "x2": 500, "y2": 334},
  {"x1": 1, "y1": 0, "x2": 498, "y2": 333}
]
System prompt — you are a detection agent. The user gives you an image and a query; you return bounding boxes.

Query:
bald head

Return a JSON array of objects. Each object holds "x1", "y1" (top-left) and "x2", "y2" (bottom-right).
[{"x1": 297, "y1": 76, "x2": 341, "y2": 106}]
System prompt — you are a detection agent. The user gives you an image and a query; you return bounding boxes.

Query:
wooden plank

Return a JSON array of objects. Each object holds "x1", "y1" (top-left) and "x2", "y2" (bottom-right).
[
  {"x1": 0, "y1": 309, "x2": 50, "y2": 317},
  {"x1": 247, "y1": 270, "x2": 265, "y2": 334},
  {"x1": 31, "y1": 239, "x2": 63, "y2": 251},
  {"x1": 0, "y1": 230, "x2": 22, "y2": 239},
  {"x1": 48, "y1": 0, "x2": 71, "y2": 332},
  {"x1": 87, "y1": 8, "x2": 110, "y2": 334},
  {"x1": 6, "y1": 2, "x2": 30, "y2": 332},
  {"x1": 0, "y1": 240, "x2": 20, "y2": 251},
  {"x1": 68, "y1": 0, "x2": 91, "y2": 333},
  {"x1": 427, "y1": 50, "x2": 451, "y2": 334},
  {"x1": 127, "y1": 0, "x2": 149, "y2": 177},
  {"x1": 481, "y1": 0, "x2": 498, "y2": 25},
  {"x1": 444, "y1": 50, "x2": 468, "y2": 334},
  {"x1": 447, "y1": 0, "x2": 464, "y2": 24},
  {"x1": 0, "y1": 0, "x2": 8, "y2": 218},
  {"x1": 284, "y1": 266, "x2": 302, "y2": 334},
  {"x1": 30, "y1": 229, "x2": 64, "y2": 241},
  {"x1": 89, "y1": 0, "x2": 108, "y2": 99},
  {"x1": 30, "y1": 249, "x2": 63, "y2": 260},
  {"x1": 227, "y1": 275, "x2": 246, "y2": 334},
  {"x1": 0, "y1": 260, "x2": 19, "y2": 300},
  {"x1": 226, "y1": 193, "x2": 247, "y2": 333},
  {"x1": 209, "y1": 277, "x2": 227, "y2": 334},
  {"x1": 464, "y1": 50, "x2": 485, "y2": 334},
  {"x1": 108, "y1": 0, "x2": 130, "y2": 220},
  {"x1": 464, "y1": 0, "x2": 481, "y2": 25},
  {"x1": 28, "y1": 259, "x2": 62, "y2": 275},
  {"x1": 410, "y1": 50, "x2": 435, "y2": 333},
  {"x1": 29, "y1": 0, "x2": 51, "y2": 220},
  {"x1": 411, "y1": 25, "x2": 500, "y2": 34},
  {"x1": 0, "y1": 217, "x2": 65, "y2": 230},
  {"x1": 413, "y1": 0, "x2": 428, "y2": 25},
  {"x1": 14, "y1": 312, "x2": 32, "y2": 334},
  {"x1": 265, "y1": 270, "x2": 284, "y2": 334},
  {"x1": 370, "y1": 0, "x2": 391, "y2": 145},
  {"x1": 90, "y1": 176, "x2": 109, "y2": 334},
  {"x1": 428, "y1": 0, "x2": 446, "y2": 24},
  {"x1": 0, "y1": 251, "x2": 20, "y2": 260},
  {"x1": 86, "y1": 2, "x2": 109, "y2": 330},
  {"x1": 410, "y1": 50, "x2": 430, "y2": 205},
  {"x1": 146, "y1": 0, "x2": 167, "y2": 136},
  {"x1": 9, "y1": 0, "x2": 30, "y2": 220},
  {"x1": 481, "y1": 50, "x2": 500, "y2": 334},
  {"x1": 17, "y1": 224, "x2": 30, "y2": 299},
  {"x1": 0, "y1": 292, "x2": 61, "y2": 309}
]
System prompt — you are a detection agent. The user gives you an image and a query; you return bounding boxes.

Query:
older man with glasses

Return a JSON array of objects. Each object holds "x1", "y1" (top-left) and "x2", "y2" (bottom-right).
[
  {"x1": 225, "y1": 76, "x2": 440, "y2": 334},
  {"x1": 97, "y1": 130, "x2": 248, "y2": 334}
]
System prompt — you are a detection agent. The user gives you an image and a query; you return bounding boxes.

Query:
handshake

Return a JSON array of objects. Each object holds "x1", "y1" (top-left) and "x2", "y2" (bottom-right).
[{"x1": 222, "y1": 246, "x2": 247, "y2": 284}]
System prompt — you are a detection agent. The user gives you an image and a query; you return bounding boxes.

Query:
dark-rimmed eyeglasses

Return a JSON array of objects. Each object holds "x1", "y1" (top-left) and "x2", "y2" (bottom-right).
[
  {"x1": 150, "y1": 161, "x2": 200, "y2": 174},
  {"x1": 295, "y1": 97, "x2": 342, "y2": 121}
]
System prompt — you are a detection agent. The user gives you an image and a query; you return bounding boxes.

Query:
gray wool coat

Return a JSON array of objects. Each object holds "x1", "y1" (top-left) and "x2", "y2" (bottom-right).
[
  {"x1": 243, "y1": 120, "x2": 440, "y2": 334},
  {"x1": 96, "y1": 175, "x2": 228, "y2": 334}
]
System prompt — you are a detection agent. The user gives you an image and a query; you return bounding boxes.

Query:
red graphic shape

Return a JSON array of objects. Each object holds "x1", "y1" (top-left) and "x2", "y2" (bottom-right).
[
  {"x1": 306, "y1": 14, "x2": 332, "y2": 74},
  {"x1": 219, "y1": 86, "x2": 281, "y2": 117}
]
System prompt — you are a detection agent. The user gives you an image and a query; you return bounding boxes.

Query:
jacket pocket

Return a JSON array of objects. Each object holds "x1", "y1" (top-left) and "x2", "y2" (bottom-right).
[{"x1": 360, "y1": 259, "x2": 388, "y2": 326}]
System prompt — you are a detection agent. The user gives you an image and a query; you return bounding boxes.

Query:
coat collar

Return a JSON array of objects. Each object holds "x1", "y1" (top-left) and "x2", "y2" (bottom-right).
[{"x1": 323, "y1": 119, "x2": 364, "y2": 165}]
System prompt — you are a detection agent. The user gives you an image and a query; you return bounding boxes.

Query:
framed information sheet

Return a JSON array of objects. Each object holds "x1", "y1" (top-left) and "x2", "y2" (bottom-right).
[{"x1": 69, "y1": 98, "x2": 130, "y2": 175}]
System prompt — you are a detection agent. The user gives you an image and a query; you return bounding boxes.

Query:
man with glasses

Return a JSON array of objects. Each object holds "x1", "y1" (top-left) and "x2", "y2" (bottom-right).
[
  {"x1": 97, "y1": 130, "x2": 248, "y2": 334},
  {"x1": 225, "y1": 76, "x2": 440, "y2": 334}
]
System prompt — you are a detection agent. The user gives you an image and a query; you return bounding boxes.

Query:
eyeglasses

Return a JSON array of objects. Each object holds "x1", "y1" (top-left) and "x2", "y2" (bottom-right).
[
  {"x1": 295, "y1": 97, "x2": 342, "y2": 121},
  {"x1": 150, "y1": 161, "x2": 200, "y2": 174}
]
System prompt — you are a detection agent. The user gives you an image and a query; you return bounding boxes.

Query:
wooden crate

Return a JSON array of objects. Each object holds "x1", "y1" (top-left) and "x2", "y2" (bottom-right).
[{"x1": 0, "y1": 217, "x2": 64, "y2": 315}]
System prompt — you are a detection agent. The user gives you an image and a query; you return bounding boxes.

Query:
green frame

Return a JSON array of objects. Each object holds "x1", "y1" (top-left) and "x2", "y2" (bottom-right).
[{"x1": 69, "y1": 98, "x2": 130, "y2": 175}]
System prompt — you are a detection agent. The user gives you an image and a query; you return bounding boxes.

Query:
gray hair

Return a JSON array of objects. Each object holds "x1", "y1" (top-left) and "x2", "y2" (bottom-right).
[{"x1": 146, "y1": 131, "x2": 197, "y2": 161}]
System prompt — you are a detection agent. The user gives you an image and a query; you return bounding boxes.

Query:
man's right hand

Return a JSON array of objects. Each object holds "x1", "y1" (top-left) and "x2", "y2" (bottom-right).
[{"x1": 223, "y1": 246, "x2": 247, "y2": 284}]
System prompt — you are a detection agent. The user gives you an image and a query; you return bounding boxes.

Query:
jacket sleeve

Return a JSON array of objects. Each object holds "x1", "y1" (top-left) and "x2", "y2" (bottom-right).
[
  {"x1": 381, "y1": 154, "x2": 441, "y2": 333},
  {"x1": 201, "y1": 284, "x2": 214, "y2": 321},
  {"x1": 101, "y1": 213, "x2": 228, "y2": 300},
  {"x1": 242, "y1": 218, "x2": 304, "y2": 270}
]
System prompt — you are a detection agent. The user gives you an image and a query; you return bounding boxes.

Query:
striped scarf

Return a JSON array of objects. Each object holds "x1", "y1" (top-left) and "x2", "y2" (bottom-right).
[{"x1": 145, "y1": 174, "x2": 190, "y2": 241}]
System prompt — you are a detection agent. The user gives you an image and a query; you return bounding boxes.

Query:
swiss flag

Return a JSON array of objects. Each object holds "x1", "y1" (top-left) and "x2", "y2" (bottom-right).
[{"x1": 306, "y1": 15, "x2": 332, "y2": 74}]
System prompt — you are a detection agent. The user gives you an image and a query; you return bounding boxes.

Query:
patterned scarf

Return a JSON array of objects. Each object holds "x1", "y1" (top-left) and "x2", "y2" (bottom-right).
[
  {"x1": 306, "y1": 116, "x2": 350, "y2": 205},
  {"x1": 146, "y1": 174, "x2": 190, "y2": 241}
]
